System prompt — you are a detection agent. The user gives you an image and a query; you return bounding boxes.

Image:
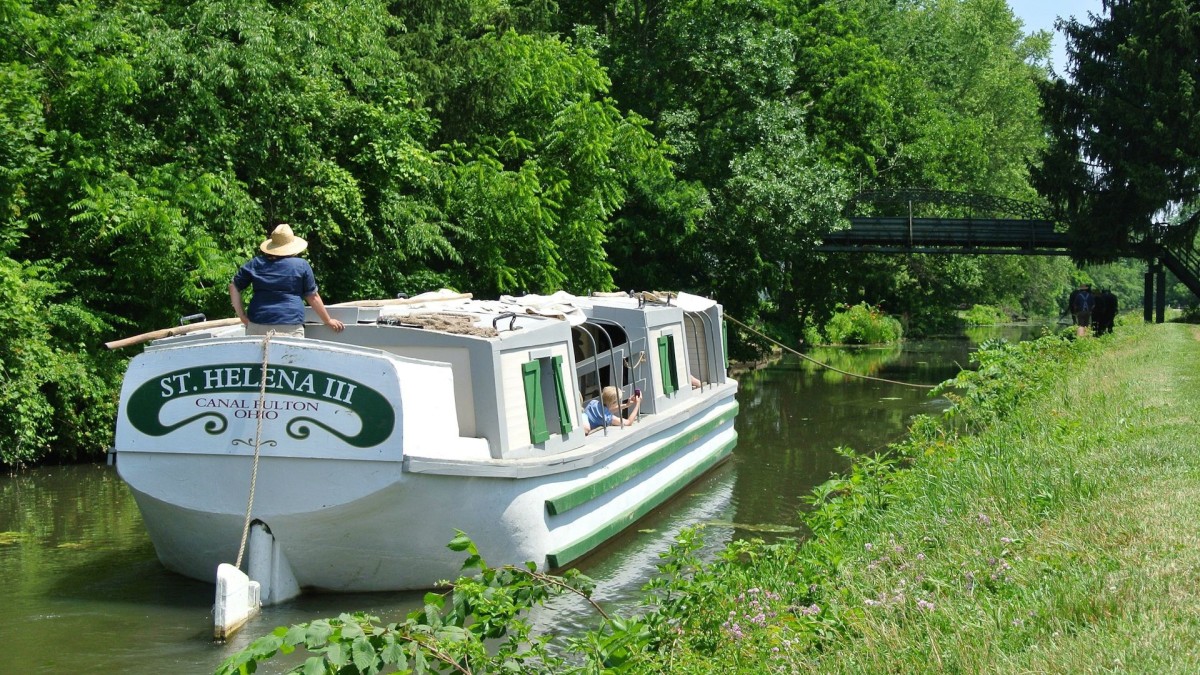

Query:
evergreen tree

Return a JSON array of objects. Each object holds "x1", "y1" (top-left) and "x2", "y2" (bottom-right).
[{"x1": 1038, "y1": 0, "x2": 1200, "y2": 260}]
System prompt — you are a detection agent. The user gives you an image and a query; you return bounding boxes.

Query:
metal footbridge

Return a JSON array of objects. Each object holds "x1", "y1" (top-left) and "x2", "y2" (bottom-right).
[{"x1": 818, "y1": 189, "x2": 1200, "y2": 318}]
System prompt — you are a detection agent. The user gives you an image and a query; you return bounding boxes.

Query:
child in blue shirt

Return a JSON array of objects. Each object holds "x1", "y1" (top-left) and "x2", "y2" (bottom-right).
[{"x1": 583, "y1": 386, "x2": 642, "y2": 434}]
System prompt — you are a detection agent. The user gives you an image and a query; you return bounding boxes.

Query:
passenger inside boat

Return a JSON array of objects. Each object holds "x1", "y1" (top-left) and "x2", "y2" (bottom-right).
[{"x1": 582, "y1": 386, "x2": 642, "y2": 435}]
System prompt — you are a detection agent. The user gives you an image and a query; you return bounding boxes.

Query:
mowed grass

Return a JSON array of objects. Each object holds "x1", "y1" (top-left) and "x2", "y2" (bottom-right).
[{"x1": 804, "y1": 323, "x2": 1200, "y2": 673}]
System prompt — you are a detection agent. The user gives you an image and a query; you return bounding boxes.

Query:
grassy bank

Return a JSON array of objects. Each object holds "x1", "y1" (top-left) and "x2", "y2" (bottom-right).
[
  {"x1": 221, "y1": 324, "x2": 1200, "y2": 673},
  {"x1": 798, "y1": 322, "x2": 1200, "y2": 672},
  {"x1": 596, "y1": 322, "x2": 1200, "y2": 673}
]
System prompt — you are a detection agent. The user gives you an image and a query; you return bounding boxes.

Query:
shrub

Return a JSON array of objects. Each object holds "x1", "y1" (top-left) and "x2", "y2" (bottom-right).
[
  {"x1": 822, "y1": 302, "x2": 903, "y2": 345},
  {"x1": 934, "y1": 333, "x2": 1094, "y2": 431},
  {"x1": 0, "y1": 258, "x2": 120, "y2": 467},
  {"x1": 962, "y1": 303, "x2": 1009, "y2": 326},
  {"x1": 1176, "y1": 303, "x2": 1200, "y2": 324}
]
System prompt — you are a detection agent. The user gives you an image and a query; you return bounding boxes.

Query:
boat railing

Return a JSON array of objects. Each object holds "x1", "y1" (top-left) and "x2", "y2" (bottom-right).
[
  {"x1": 574, "y1": 326, "x2": 610, "y2": 435},
  {"x1": 492, "y1": 312, "x2": 522, "y2": 332},
  {"x1": 636, "y1": 290, "x2": 676, "y2": 308}
]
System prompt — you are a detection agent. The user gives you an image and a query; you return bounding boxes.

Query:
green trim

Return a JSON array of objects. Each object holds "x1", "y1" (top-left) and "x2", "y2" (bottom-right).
[
  {"x1": 658, "y1": 335, "x2": 679, "y2": 395},
  {"x1": 546, "y1": 432, "x2": 738, "y2": 568},
  {"x1": 656, "y1": 336, "x2": 670, "y2": 394},
  {"x1": 545, "y1": 403, "x2": 738, "y2": 516},
  {"x1": 522, "y1": 361, "x2": 549, "y2": 444},
  {"x1": 552, "y1": 355, "x2": 572, "y2": 434}
]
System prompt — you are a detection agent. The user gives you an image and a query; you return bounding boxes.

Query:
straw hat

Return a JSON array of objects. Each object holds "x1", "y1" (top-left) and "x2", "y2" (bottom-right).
[{"x1": 260, "y1": 223, "x2": 308, "y2": 256}]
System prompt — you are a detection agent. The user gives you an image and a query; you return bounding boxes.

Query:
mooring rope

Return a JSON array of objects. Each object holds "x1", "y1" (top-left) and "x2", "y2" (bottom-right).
[
  {"x1": 725, "y1": 315, "x2": 939, "y2": 390},
  {"x1": 234, "y1": 330, "x2": 274, "y2": 569}
]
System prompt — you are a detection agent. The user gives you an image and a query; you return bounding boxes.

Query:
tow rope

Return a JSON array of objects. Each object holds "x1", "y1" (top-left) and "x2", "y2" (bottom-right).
[
  {"x1": 234, "y1": 330, "x2": 273, "y2": 569},
  {"x1": 725, "y1": 315, "x2": 940, "y2": 390}
]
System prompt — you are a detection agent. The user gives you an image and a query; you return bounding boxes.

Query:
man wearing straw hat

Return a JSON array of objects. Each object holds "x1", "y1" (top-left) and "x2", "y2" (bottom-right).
[{"x1": 228, "y1": 223, "x2": 345, "y2": 337}]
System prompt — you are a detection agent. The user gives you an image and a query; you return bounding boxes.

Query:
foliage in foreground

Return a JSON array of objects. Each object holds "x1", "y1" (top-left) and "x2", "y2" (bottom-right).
[
  {"x1": 218, "y1": 533, "x2": 597, "y2": 674},
  {"x1": 222, "y1": 333, "x2": 1088, "y2": 673}
]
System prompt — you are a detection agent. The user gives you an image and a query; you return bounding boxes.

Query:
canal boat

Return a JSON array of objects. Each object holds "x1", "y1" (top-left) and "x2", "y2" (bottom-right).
[{"x1": 110, "y1": 290, "x2": 738, "y2": 635}]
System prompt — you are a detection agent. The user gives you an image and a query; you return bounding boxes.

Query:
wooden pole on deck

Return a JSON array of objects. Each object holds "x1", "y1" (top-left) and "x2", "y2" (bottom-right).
[
  {"x1": 329, "y1": 292, "x2": 472, "y2": 308},
  {"x1": 104, "y1": 318, "x2": 243, "y2": 350}
]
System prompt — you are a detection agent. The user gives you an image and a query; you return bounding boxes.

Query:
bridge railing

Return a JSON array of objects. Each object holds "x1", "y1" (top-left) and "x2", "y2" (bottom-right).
[
  {"x1": 1159, "y1": 238, "x2": 1200, "y2": 294},
  {"x1": 1137, "y1": 223, "x2": 1200, "y2": 297},
  {"x1": 842, "y1": 189, "x2": 1200, "y2": 297},
  {"x1": 827, "y1": 216, "x2": 1067, "y2": 251}
]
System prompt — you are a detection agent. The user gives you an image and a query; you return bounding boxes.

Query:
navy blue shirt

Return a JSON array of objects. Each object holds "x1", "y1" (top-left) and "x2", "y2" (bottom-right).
[{"x1": 232, "y1": 255, "x2": 318, "y2": 325}]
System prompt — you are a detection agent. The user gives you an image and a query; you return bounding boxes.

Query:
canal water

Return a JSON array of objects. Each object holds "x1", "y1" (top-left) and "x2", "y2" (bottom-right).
[{"x1": 0, "y1": 327, "x2": 1041, "y2": 673}]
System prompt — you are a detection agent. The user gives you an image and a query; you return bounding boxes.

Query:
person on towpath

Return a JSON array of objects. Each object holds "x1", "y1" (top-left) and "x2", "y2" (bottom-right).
[
  {"x1": 229, "y1": 223, "x2": 345, "y2": 337},
  {"x1": 1092, "y1": 288, "x2": 1118, "y2": 335},
  {"x1": 1067, "y1": 282, "x2": 1093, "y2": 338}
]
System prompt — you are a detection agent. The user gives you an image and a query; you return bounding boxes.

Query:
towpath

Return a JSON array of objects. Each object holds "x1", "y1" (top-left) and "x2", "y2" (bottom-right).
[{"x1": 803, "y1": 322, "x2": 1200, "y2": 673}]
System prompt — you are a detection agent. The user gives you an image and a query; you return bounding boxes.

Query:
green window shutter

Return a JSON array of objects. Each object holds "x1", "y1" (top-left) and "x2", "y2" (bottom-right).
[
  {"x1": 522, "y1": 361, "x2": 549, "y2": 444},
  {"x1": 658, "y1": 335, "x2": 679, "y2": 395},
  {"x1": 552, "y1": 355, "x2": 572, "y2": 433}
]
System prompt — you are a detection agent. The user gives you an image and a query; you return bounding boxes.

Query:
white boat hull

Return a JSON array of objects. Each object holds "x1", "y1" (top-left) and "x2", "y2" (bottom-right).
[{"x1": 120, "y1": 391, "x2": 737, "y2": 591}]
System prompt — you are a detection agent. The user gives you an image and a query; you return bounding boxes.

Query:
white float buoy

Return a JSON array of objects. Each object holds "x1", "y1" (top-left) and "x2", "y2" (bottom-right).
[{"x1": 213, "y1": 563, "x2": 261, "y2": 640}]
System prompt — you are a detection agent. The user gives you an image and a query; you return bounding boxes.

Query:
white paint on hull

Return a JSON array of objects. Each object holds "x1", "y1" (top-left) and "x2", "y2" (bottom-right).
[{"x1": 122, "y1": 390, "x2": 737, "y2": 592}]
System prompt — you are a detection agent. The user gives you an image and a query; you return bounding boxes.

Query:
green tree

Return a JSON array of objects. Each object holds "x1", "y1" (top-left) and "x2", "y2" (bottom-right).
[
  {"x1": 11, "y1": 0, "x2": 447, "y2": 327},
  {"x1": 391, "y1": 4, "x2": 694, "y2": 296},
  {"x1": 841, "y1": 0, "x2": 1054, "y2": 331},
  {"x1": 1, "y1": 0, "x2": 695, "y2": 463},
  {"x1": 1038, "y1": 0, "x2": 1200, "y2": 259},
  {"x1": 555, "y1": 0, "x2": 892, "y2": 339},
  {"x1": 0, "y1": 258, "x2": 119, "y2": 466}
]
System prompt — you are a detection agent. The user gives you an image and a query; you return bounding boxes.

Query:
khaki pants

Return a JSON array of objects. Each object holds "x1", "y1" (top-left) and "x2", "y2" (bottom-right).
[{"x1": 246, "y1": 322, "x2": 305, "y2": 337}]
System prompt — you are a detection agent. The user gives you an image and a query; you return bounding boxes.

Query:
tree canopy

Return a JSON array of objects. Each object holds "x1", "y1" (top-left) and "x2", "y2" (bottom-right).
[{"x1": 0, "y1": 0, "x2": 1060, "y2": 465}]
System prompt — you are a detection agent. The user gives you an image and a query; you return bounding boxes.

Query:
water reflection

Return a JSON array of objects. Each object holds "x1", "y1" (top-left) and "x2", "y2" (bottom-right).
[
  {"x1": 0, "y1": 466, "x2": 217, "y2": 673},
  {"x1": 0, "y1": 329, "x2": 1040, "y2": 672}
]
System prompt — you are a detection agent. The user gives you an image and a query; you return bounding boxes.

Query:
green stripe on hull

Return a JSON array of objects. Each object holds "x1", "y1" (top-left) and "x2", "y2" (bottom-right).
[
  {"x1": 545, "y1": 402, "x2": 739, "y2": 516},
  {"x1": 545, "y1": 432, "x2": 737, "y2": 568}
]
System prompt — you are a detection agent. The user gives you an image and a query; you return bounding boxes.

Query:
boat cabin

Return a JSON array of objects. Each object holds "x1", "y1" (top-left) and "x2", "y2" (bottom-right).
[{"x1": 144, "y1": 291, "x2": 729, "y2": 462}]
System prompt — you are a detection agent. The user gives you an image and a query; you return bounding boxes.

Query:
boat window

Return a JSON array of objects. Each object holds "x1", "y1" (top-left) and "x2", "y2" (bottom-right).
[
  {"x1": 572, "y1": 323, "x2": 627, "y2": 361},
  {"x1": 683, "y1": 311, "x2": 719, "y2": 388},
  {"x1": 521, "y1": 356, "x2": 573, "y2": 445},
  {"x1": 573, "y1": 322, "x2": 630, "y2": 404}
]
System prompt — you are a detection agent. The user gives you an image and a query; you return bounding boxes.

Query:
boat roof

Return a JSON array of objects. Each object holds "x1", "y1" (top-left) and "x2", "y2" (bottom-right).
[
  {"x1": 142, "y1": 289, "x2": 722, "y2": 347},
  {"x1": 371, "y1": 289, "x2": 720, "y2": 337}
]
